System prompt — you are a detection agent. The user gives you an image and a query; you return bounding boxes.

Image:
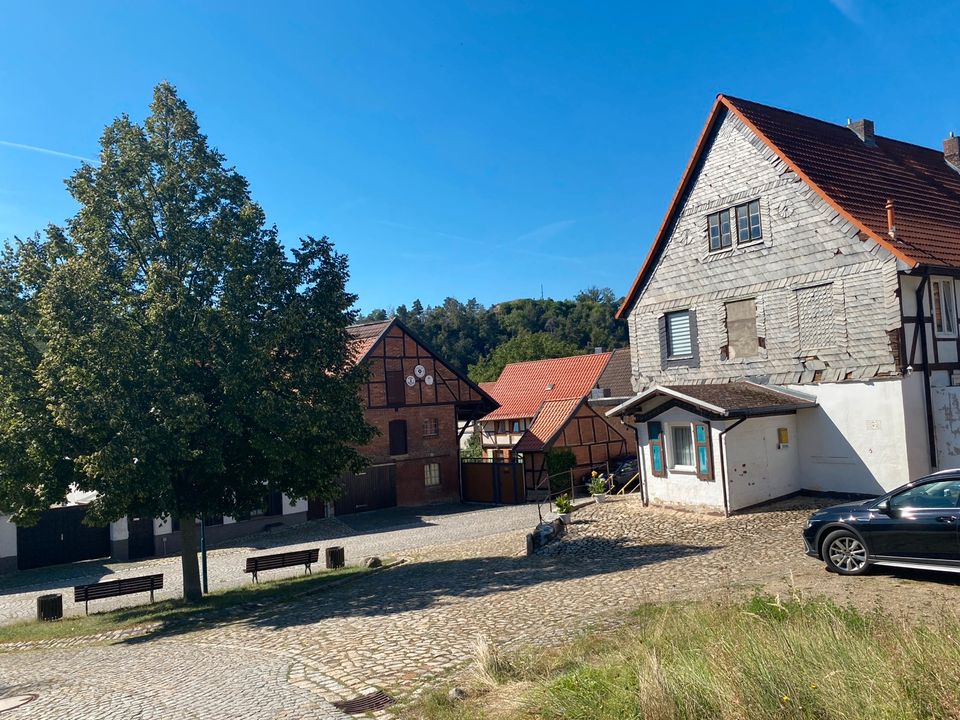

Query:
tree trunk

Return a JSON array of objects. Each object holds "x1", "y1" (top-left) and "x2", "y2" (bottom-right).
[{"x1": 179, "y1": 514, "x2": 203, "y2": 603}]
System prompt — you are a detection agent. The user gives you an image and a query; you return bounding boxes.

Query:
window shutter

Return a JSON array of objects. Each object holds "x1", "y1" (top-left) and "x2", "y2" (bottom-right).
[
  {"x1": 693, "y1": 422, "x2": 713, "y2": 481},
  {"x1": 658, "y1": 316, "x2": 668, "y2": 369},
  {"x1": 687, "y1": 309, "x2": 699, "y2": 368},
  {"x1": 389, "y1": 419, "x2": 408, "y2": 455},
  {"x1": 648, "y1": 421, "x2": 667, "y2": 478},
  {"x1": 385, "y1": 370, "x2": 406, "y2": 406}
]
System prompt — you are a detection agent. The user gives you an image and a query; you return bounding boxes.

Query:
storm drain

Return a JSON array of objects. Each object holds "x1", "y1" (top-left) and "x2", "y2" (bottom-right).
[
  {"x1": 0, "y1": 693, "x2": 38, "y2": 713},
  {"x1": 333, "y1": 690, "x2": 394, "y2": 714}
]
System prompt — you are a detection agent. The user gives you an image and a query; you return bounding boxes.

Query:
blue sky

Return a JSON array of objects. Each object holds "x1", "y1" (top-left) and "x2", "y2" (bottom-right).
[{"x1": 1, "y1": 1, "x2": 958, "y2": 313}]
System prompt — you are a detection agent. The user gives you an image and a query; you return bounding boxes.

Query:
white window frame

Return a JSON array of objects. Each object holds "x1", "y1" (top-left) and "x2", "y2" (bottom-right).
[
  {"x1": 666, "y1": 422, "x2": 696, "y2": 472},
  {"x1": 424, "y1": 462, "x2": 441, "y2": 487},
  {"x1": 932, "y1": 277, "x2": 958, "y2": 339}
]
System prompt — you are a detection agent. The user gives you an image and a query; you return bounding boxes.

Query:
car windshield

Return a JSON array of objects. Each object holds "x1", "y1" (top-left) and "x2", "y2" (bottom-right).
[{"x1": 889, "y1": 480, "x2": 960, "y2": 510}]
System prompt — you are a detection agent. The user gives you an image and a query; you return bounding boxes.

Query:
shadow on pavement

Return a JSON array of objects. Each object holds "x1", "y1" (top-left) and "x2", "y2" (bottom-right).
[{"x1": 120, "y1": 536, "x2": 717, "y2": 644}]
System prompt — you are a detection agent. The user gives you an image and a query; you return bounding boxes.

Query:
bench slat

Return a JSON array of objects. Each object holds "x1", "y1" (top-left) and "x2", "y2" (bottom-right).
[
  {"x1": 74, "y1": 574, "x2": 163, "y2": 603},
  {"x1": 244, "y1": 549, "x2": 319, "y2": 579}
]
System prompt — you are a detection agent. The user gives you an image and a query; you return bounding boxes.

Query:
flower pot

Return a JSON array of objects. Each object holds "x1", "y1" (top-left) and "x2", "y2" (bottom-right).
[
  {"x1": 592, "y1": 492, "x2": 607, "y2": 504},
  {"x1": 558, "y1": 513, "x2": 571, "y2": 524}
]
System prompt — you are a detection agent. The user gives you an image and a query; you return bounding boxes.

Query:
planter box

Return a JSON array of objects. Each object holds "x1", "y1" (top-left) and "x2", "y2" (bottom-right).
[{"x1": 591, "y1": 492, "x2": 608, "y2": 504}]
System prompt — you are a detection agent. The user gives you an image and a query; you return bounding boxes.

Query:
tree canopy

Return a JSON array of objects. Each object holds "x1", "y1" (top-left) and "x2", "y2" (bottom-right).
[
  {"x1": 359, "y1": 288, "x2": 627, "y2": 383},
  {"x1": 0, "y1": 82, "x2": 373, "y2": 600}
]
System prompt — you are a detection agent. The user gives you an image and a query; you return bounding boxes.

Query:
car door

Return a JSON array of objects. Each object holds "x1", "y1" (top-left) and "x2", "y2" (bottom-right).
[{"x1": 865, "y1": 479, "x2": 960, "y2": 561}]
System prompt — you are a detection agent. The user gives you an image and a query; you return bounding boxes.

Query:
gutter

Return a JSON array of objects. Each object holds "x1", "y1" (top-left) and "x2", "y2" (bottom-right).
[
  {"x1": 718, "y1": 417, "x2": 748, "y2": 517},
  {"x1": 915, "y1": 273, "x2": 938, "y2": 468}
]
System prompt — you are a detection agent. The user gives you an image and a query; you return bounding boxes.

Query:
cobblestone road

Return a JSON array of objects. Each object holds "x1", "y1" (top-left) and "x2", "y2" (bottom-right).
[
  {"x1": 3, "y1": 496, "x2": 959, "y2": 718},
  {"x1": 0, "y1": 502, "x2": 551, "y2": 624}
]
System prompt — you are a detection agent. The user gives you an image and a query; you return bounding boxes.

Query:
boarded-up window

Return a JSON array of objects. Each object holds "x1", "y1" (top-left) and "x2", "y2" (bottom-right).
[
  {"x1": 795, "y1": 284, "x2": 835, "y2": 354},
  {"x1": 385, "y1": 370, "x2": 406, "y2": 406},
  {"x1": 725, "y1": 299, "x2": 758, "y2": 359},
  {"x1": 665, "y1": 310, "x2": 693, "y2": 357},
  {"x1": 388, "y1": 419, "x2": 407, "y2": 455}
]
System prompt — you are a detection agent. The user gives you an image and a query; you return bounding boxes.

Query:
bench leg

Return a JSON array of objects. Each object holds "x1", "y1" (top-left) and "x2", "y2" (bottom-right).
[
  {"x1": 305, "y1": 563, "x2": 312, "y2": 576},
  {"x1": 85, "y1": 600, "x2": 89, "y2": 616},
  {"x1": 252, "y1": 570, "x2": 258, "y2": 584},
  {"x1": 150, "y1": 588, "x2": 155, "y2": 604}
]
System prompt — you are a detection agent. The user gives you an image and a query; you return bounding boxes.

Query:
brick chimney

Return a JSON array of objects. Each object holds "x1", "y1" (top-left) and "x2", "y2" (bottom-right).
[
  {"x1": 945, "y1": 132, "x2": 960, "y2": 169},
  {"x1": 847, "y1": 118, "x2": 876, "y2": 146}
]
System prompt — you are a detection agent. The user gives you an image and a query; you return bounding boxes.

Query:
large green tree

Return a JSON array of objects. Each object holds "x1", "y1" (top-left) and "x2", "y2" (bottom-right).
[
  {"x1": 0, "y1": 83, "x2": 373, "y2": 601},
  {"x1": 467, "y1": 331, "x2": 581, "y2": 383}
]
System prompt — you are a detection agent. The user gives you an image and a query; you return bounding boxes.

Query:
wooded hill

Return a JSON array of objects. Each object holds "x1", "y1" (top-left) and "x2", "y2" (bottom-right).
[{"x1": 358, "y1": 287, "x2": 628, "y2": 383}]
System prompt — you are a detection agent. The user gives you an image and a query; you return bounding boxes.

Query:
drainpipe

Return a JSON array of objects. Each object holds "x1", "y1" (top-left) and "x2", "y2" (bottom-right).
[
  {"x1": 718, "y1": 417, "x2": 747, "y2": 517},
  {"x1": 915, "y1": 274, "x2": 938, "y2": 468}
]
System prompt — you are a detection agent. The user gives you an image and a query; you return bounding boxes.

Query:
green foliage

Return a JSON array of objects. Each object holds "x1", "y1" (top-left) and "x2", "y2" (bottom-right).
[
  {"x1": 460, "y1": 432, "x2": 483, "y2": 460},
  {"x1": 409, "y1": 594, "x2": 960, "y2": 720},
  {"x1": 0, "y1": 82, "x2": 374, "y2": 600},
  {"x1": 545, "y1": 447, "x2": 577, "y2": 494},
  {"x1": 358, "y1": 287, "x2": 627, "y2": 379},
  {"x1": 587, "y1": 474, "x2": 608, "y2": 495},
  {"x1": 468, "y1": 332, "x2": 581, "y2": 384},
  {"x1": 553, "y1": 493, "x2": 572, "y2": 514}
]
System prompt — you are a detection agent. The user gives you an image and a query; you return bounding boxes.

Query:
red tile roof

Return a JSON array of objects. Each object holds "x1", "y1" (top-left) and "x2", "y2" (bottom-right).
[
  {"x1": 513, "y1": 397, "x2": 584, "y2": 452},
  {"x1": 618, "y1": 94, "x2": 960, "y2": 319},
  {"x1": 346, "y1": 320, "x2": 392, "y2": 363},
  {"x1": 482, "y1": 352, "x2": 611, "y2": 421}
]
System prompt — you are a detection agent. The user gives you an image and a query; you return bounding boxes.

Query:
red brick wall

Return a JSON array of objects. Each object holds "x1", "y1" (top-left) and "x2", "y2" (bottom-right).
[{"x1": 362, "y1": 405, "x2": 461, "y2": 505}]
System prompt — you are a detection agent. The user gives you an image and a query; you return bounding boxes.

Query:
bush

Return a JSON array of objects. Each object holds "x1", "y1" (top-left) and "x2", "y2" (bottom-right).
[{"x1": 545, "y1": 448, "x2": 577, "y2": 494}]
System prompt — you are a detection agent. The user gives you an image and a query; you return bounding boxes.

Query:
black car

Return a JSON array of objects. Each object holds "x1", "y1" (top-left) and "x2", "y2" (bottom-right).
[{"x1": 803, "y1": 471, "x2": 960, "y2": 575}]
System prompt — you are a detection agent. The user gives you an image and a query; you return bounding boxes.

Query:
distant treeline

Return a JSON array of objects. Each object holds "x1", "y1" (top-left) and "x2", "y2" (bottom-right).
[{"x1": 358, "y1": 287, "x2": 628, "y2": 383}]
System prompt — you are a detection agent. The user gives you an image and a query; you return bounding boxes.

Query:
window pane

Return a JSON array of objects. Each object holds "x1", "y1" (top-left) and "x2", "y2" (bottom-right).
[
  {"x1": 708, "y1": 214, "x2": 721, "y2": 251},
  {"x1": 666, "y1": 311, "x2": 692, "y2": 357},
  {"x1": 946, "y1": 282, "x2": 957, "y2": 334},
  {"x1": 736, "y1": 205, "x2": 750, "y2": 242},
  {"x1": 719, "y1": 210, "x2": 732, "y2": 247},
  {"x1": 749, "y1": 200, "x2": 762, "y2": 239},
  {"x1": 671, "y1": 425, "x2": 694, "y2": 467},
  {"x1": 890, "y1": 480, "x2": 960, "y2": 509},
  {"x1": 424, "y1": 463, "x2": 441, "y2": 487}
]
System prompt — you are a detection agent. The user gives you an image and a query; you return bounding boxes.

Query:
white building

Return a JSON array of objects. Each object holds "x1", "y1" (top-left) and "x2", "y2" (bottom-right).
[{"x1": 609, "y1": 94, "x2": 960, "y2": 513}]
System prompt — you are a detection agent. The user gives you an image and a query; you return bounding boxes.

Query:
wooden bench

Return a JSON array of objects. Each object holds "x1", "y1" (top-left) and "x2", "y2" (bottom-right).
[
  {"x1": 74, "y1": 573, "x2": 164, "y2": 614},
  {"x1": 244, "y1": 548, "x2": 319, "y2": 583}
]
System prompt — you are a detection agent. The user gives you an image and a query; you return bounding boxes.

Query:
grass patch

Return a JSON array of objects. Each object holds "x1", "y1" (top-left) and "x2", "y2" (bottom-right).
[
  {"x1": 406, "y1": 593, "x2": 960, "y2": 720},
  {"x1": 0, "y1": 565, "x2": 367, "y2": 645}
]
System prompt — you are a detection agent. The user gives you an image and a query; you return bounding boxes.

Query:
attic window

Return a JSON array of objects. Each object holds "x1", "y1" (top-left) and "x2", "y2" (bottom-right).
[
  {"x1": 708, "y1": 200, "x2": 761, "y2": 252},
  {"x1": 546, "y1": 383, "x2": 555, "y2": 391}
]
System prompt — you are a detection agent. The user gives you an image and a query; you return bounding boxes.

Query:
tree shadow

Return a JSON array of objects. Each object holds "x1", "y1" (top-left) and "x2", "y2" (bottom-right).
[{"x1": 120, "y1": 536, "x2": 717, "y2": 643}]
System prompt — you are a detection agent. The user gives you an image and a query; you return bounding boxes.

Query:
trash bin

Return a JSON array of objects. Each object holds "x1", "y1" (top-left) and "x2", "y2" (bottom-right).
[
  {"x1": 325, "y1": 546, "x2": 345, "y2": 569},
  {"x1": 37, "y1": 593, "x2": 63, "y2": 622}
]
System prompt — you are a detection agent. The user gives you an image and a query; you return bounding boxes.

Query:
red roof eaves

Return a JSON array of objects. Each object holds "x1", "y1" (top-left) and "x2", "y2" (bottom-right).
[{"x1": 615, "y1": 94, "x2": 921, "y2": 321}]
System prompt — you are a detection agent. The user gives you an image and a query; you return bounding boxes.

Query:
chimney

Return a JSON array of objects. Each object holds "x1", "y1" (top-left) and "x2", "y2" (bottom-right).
[
  {"x1": 885, "y1": 199, "x2": 897, "y2": 239},
  {"x1": 594, "y1": 346, "x2": 604, "y2": 354},
  {"x1": 847, "y1": 118, "x2": 876, "y2": 146},
  {"x1": 945, "y1": 132, "x2": 960, "y2": 169}
]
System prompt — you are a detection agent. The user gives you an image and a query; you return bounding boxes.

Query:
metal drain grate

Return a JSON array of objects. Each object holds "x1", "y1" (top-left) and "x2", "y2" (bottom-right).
[
  {"x1": 333, "y1": 690, "x2": 394, "y2": 714},
  {"x1": 0, "y1": 694, "x2": 38, "y2": 714}
]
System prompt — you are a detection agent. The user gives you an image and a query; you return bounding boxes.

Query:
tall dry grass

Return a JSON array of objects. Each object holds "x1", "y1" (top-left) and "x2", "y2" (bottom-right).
[{"x1": 408, "y1": 594, "x2": 960, "y2": 720}]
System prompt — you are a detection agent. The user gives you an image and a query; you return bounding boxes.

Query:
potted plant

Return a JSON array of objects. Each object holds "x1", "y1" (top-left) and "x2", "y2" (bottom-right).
[
  {"x1": 554, "y1": 493, "x2": 573, "y2": 523},
  {"x1": 588, "y1": 471, "x2": 609, "y2": 503}
]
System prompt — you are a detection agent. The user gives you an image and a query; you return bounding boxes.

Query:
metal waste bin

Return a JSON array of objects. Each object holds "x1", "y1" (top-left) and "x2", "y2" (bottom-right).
[
  {"x1": 37, "y1": 593, "x2": 63, "y2": 622},
  {"x1": 325, "y1": 546, "x2": 345, "y2": 569}
]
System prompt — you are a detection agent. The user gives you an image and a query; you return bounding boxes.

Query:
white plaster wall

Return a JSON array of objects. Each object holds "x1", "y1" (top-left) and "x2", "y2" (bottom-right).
[
  {"x1": 284, "y1": 494, "x2": 307, "y2": 515},
  {"x1": 724, "y1": 415, "x2": 801, "y2": 511},
  {"x1": 931, "y1": 385, "x2": 960, "y2": 471},
  {"x1": 0, "y1": 516, "x2": 16, "y2": 560},
  {"x1": 109, "y1": 519, "x2": 128, "y2": 542},
  {"x1": 789, "y1": 379, "x2": 913, "y2": 495},
  {"x1": 902, "y1": 371, "x2": 934, "y2": 479},
  {"x1": 627, "y1": 108, "x2": 902, "y2": 389},
  {"x1": 639, "y1": 407, "x2": 726, "y2": 510}
]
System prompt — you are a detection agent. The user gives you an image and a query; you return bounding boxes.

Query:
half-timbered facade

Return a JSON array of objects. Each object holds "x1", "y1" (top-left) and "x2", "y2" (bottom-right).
[
  {"x1": 340, "y1": 318, "x2": 497, "y2": 511},
  {"x1": 479, "y1": 352, "x2": 636, "y2": 491},
  {"x1": 610, "y1": 94, "x2": 960, "y2": 513}
]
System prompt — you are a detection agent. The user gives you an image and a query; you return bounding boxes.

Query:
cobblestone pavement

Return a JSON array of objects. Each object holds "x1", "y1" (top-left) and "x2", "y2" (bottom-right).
[
  {"x1": 4, "y1": 496, "x2": 960, "y2": 718},
  {"x1": 0, "y1": 502, "x2": 551, "y2": 624}
]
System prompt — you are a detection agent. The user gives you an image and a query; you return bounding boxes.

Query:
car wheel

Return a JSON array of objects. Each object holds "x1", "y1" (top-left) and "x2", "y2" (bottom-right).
[{"x1": 822, "y1": 529, "x2": 870, "y2": 575}]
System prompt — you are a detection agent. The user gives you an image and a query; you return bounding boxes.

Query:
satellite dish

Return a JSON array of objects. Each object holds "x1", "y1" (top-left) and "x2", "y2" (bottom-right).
[
  {"x1": 414, "y1": 364, "x2": 426, "y2": 378},
  {"x1": 424, "y1": 375, "x2": 434, "y2": 386},
  {"x1": 405, "y1": 375, "x2": 416, "y2": 387}
]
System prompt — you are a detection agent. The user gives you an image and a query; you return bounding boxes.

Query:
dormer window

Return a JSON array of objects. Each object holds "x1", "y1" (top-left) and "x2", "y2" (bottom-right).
[{"x1": 708, "y1": 200, "x2": 761, "y2": 252}]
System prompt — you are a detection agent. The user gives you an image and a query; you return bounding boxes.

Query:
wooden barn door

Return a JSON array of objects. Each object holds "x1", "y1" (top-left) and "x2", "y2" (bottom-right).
[
  {"x1": 16, "y1": 505, "x2": 110, "y2": 570},
  {"x1": 334, "y1": 464, "x2": 397, "y2": 515},
  {"x1": 127, "y1": 515, "x2": 155, "y2": 560}
]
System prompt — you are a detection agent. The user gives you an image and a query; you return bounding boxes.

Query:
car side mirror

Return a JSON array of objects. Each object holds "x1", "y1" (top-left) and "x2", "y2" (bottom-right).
[{"x1": 875, "y1": 500, "x2": 892, "y2": 516}]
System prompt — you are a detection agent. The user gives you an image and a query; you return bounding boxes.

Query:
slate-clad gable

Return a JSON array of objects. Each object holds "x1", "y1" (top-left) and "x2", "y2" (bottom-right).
[{"x1": 627, "y1": 108, "x2": 901, "y2": 388}]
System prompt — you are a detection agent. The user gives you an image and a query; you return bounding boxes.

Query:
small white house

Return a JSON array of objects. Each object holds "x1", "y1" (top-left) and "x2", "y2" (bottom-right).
[{"x1": 609, "y1": 94, "x2": 960, "y2": 512}]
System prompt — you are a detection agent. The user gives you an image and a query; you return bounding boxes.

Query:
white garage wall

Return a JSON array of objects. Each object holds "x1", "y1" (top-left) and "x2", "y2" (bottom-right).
[{"x1": 724, "y1": 415, "x2": 801, "y2": 511}]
